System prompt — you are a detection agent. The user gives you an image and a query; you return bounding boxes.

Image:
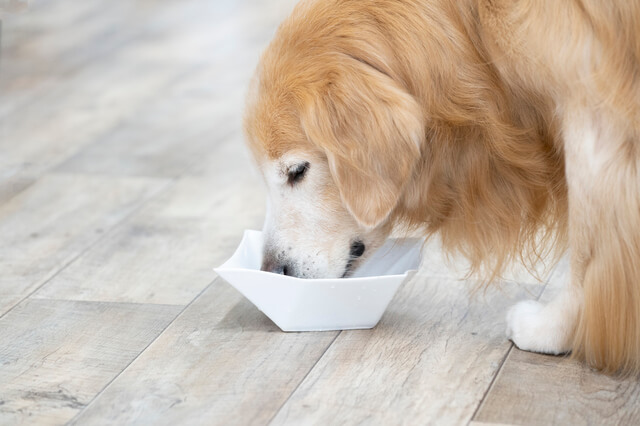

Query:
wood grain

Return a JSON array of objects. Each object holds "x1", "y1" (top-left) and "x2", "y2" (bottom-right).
[
  {"x1": 0, "y1": 173, "x2": 166, "y2": 316},
  {"x1": 0, "y1": 0, "x2": 270, "y2": 203},
  {"x1": 474, "y1": 349, "x2": 640, "y2": 425},
  {"x1": 34, "y1": 179, "x2": 264, "y2": 305},
  {"x1": 0, "y1": 1, "x2": 183, "y2": 119},
  {"x1": 268, "y1": 271, "x2": 542, "y2": 425},
  {"x1": 0, "y1": 29, "x2": 189, "y2": 204},
  {"x1": 0, "y1": 298, "x2": 181, "y2": 425},
  {"x1": 69, "y1": 278, "x2": 339, "y2": 426},
  {"x1": 474, "y1": 258, "x2": 640, "y2": 426},
  {"x1": 33, "y1": 171, "x2": 266, "y2": 304},
  {"x1": 1, "y1": 70, "x2": 162, "y2": 206}
]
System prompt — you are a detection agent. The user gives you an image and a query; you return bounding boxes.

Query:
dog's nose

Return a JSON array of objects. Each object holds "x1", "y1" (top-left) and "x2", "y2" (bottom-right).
[{"x1": 350, "y1": 240, "x2": 366, "y2": 258}]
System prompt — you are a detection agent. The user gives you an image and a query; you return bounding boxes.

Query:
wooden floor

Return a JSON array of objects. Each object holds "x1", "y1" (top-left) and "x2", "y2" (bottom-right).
[{"x1": 1, "y1": 1, "x2": 639, "y2": 425}]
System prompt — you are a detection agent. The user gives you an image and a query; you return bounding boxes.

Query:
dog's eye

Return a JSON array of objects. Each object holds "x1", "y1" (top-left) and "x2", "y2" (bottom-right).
[{"x1": 287, "y1": 162, "x2": 309, "y2": 185}]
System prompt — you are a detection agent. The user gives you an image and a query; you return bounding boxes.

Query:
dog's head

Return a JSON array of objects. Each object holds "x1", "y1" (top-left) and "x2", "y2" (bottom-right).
[{"x1": 244, "y1": 38, "x2": 424, "y2": 278}]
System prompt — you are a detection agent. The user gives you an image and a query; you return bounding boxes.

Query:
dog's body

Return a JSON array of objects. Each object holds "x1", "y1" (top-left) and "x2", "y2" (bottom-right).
[{"x1": 244, "y1": 0, "x2": 640, "y2": 374}]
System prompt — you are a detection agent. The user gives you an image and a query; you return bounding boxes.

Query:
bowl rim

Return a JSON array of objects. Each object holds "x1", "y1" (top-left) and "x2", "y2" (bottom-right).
[{"x1": 214, "y1": 230, "x2": 422, "y2": 284}]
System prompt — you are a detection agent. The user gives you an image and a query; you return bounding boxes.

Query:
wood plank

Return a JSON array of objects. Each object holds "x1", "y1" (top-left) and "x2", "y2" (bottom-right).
[
  {"x1": 50, "y1": 0, "x2": 296, "y2": 180},
  {"x1": 68, "y1": 278, "x2": 339, "y2": 425},
  {"x1": 33, "y1": 136, "x2": 266, "y2": 304},
  {"x1": 0, "y1": 173, "x2": 167, "y2": 316},
  {"x1": 473, "y1": 258, "x2": 640, "y2": 426},
  {"x1": 0, "y1": 0, "x2": 298, "y2": 204},
  {"x1": 474, "y1": 349, "x2": 640, "y2": 425},
  {"x1": 32, "y1": 175, "x2": 265, "y2": 304},
  {"x1": 0, "y1": 298, "x2": 182, "y2": 425},
  {"x1": 52, "y1": 96, "x2": 236, "y2": 178},
  {"x1": 264, "y1": 271, "x2": 542, "y2": 425},
  {"x1": 0, "y1": 0, "x2": 217, "y2": 119},
  {"x1": 0, "y1": 40, "x2": 193, "y2": 204},
  {"x1": 0, "y1": 0, "x2": 273, "y2": 202},
  {"x1": 0, "y1": 1, "x2": 140, "y2": 117}
]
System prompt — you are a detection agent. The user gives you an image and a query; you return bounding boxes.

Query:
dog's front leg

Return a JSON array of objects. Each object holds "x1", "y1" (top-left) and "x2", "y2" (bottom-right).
[
  {"x1": 506, "y1": 105, "x2": 611, "y2": 357},
  {"x1": 505, "y1": 143, "x2": 586, "y2": 356},
  {"x1": 507, "y1": 105, "x2": 640, "y2": 373},
  {"x1": 504, "y1": 106, "x2": 599, "y2": 356}
]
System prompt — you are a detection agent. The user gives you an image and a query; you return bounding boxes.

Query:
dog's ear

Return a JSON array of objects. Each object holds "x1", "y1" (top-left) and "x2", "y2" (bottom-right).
[{"x1": 301, "y1": 57, "x2": 424, "y2": 228}]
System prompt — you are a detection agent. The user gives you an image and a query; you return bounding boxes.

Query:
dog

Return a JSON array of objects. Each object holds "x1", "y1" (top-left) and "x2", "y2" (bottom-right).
[{"x1": 243, "y1": 0, "x2": 640, "y2": 375}]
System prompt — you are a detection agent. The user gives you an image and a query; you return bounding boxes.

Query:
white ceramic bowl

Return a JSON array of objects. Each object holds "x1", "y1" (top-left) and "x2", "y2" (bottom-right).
[{"x1": 214, "y1": 230, "x2": 423, "y2": 331}]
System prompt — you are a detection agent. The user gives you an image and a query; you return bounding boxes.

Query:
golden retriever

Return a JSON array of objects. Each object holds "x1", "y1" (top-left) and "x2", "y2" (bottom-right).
[{"x1": 243, "y1": 0, "x2": 640, "y2": 375}]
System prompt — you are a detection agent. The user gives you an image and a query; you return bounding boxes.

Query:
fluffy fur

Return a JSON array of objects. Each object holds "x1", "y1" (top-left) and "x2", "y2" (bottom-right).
[{"x1": 243, "y1": 0, "x2": 640, "y2": 375}]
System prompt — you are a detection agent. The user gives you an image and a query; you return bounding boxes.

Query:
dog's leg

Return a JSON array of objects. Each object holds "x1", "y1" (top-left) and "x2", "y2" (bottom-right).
[
  {"x1": 507, "y1": 106, "x2": 640, "y2": 372},
  {"x1": 504, "y1": 106, "x2": 593, "y2": 356},
  {"x1": 562, "y1": 107, "x2": 640, "y2": 373}
]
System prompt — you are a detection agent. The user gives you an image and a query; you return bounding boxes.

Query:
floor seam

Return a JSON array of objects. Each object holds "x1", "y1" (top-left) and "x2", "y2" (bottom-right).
[
  {"x1": 468, "y1": 260, "x2": 561, "y2": 424},
  {"x1": 65, "y1": 280, "x2": 216, "y2": 425},
  {"x1": 0, "y1": 120, "x2": 237, "y2": 321},
  {"x1": 469, "y1": 343, "x2": 514, "y2": 424},
  {"x1": 24, "y1": 297, "x2": 187, "y2": 308},
  {"x1": 266, "y1": 331, "x2": 342, "y2": 425},
  {"x1": 0, "y1": 177, "x2": 173, "y2": 321}
]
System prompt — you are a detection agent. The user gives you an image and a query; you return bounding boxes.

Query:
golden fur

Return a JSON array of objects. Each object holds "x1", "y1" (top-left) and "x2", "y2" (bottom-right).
[{"x1": 244, "y1": 0, "x2": 640, "y2": 374}]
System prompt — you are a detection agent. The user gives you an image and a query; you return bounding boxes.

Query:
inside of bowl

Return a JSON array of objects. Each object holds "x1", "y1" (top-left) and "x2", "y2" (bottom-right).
[
  {"x1": 222, "y1": 230, "x2": 264, "y2": 270},
  {"x1": 351, "y1": 238, "x2": 422, "y2": 278}
]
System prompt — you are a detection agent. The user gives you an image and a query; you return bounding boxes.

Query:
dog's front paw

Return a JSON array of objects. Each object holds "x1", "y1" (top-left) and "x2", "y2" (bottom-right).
[{"x1": 506, "y1": 300, "x2": 570, "y2": 355}]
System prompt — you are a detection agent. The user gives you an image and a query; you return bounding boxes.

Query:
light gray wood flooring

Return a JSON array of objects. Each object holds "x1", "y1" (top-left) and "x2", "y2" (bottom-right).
[{"x1": 1, "y1": 1, "x2": 638, "y2": 424}]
